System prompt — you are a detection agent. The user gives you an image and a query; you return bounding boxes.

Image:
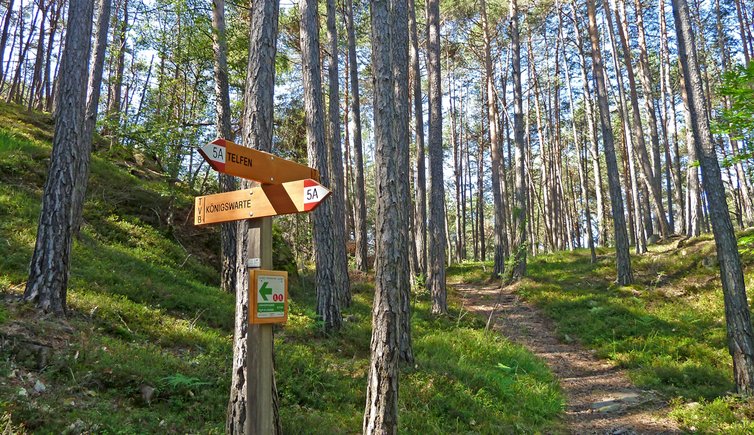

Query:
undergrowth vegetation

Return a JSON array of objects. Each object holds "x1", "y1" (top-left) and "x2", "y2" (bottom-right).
[
  {"x1": 450, "y1": 228, "x2": 754, "y2": 432},
  {"x1": 0, "y1": 102, "x2": 564, "y2": 432}
]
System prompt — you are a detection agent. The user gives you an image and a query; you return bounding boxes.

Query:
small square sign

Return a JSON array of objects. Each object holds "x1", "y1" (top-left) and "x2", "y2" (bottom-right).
[{"x1": 249, "y1": 270, "x2": 288, "y2": 324}]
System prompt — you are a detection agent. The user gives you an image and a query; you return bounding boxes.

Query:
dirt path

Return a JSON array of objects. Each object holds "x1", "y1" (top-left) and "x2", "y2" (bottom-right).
[{"x1": 457, "y1": 283, "x2": 680, "y2": 435}]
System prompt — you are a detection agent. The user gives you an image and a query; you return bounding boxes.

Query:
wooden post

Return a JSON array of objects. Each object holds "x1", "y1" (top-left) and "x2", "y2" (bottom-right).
[{"x1": 246, "y1": 216, "x2": 274, "y2": 434}]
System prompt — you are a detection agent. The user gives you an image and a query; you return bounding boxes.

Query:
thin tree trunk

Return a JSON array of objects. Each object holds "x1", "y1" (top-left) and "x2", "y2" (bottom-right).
[
  {"x1": 481, "y1": 0, "x2": 505, "y2": 276},
  {"x1": 679, "y1": 72, "x2": 702, "y2": 237},
  {"x1": 40, "y1": 0, "x2": 61, "y2": 111},
  {"x1": 389, "y1": 0, "x2": 412, "y2": 364},
  {"x1": 510, "y1": 0, "x2": 526, "y2": 281},
  {"x1": 612, "y1": 0, "x2": 671, "y2": 238},
  {"x1": 427, "y1": 0, "x2": 446, "y2": 314},
  {"x1": 603, "y1": 6, "x2": 646, "y2": 252},
  {"x1": 587, "y1": 0, "x2": 633, "y2": 285},
  {"x1": 326, "y1": 0, "x2": 351, "y2": 309},
  {"x1": 71, "y1": 0, "x2": 111, "y2": 237},
  {"x1": 300, "y1": 0, "x2": 341, "y2": 333},
  {"x1": 227, "y1": 0, "x2": 282, "y2": 431},
  {"x1": 345, "y1": 0, "x2": 368, "y2": 273},
  {"x1": 107, "y1": 0, "x2": 128, "y2": 148},
  {"x1": 23, "y1": 0, "x2": 94, "y2": 314},
  {"x1": 632, "y1": 0, "x2": 665, "y2": 214},
  {"x1": 570, "y1": 1, "x2": 606, "y2": 247},
  {"x1": 408, "y1": 0, "x2": 426, "y2": 279},
  {"x1": 672, "y1": 0, "x2": 754, "y2": 395},
  {"x1": 211, "y1": 0, "x2": 237, "y2": 294},
  {"x1": 0, "y1": 0, "x2": 15, "y2": 88}
]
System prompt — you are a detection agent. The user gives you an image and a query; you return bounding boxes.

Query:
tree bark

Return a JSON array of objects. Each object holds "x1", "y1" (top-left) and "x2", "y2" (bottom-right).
[
  {"x1": 300, "y1": 0, "x2": 342, "y2": 333},
  {"x1": 0, "y1": 0, "x2": 15, "y2": 88},
  {"x1": 227, "y1": 0, "x2": 282, "y2": 431},
  {"x1": 107, "y1": 0, "x2": 128, "y2": 148},
  {"x1": 211, "y1": 0, "x2": 237, "y2": 294},
  {"x1": 426, "y1": 0, "x2": 446, "y2": 314},
  {"x1": 71, "y1": 0, "x2": 111, "y2": 237},
  {"x1": 23, "y1": 0, "x2": 94, "y2": 314},
  {"x1": 390, "y1": 0, "x2": 413, "y2": 365},
  {"x1": 326, "y1": 0, "x2": 351, "y2": 309},
  {"x1": 480, "y1": 0, "x2": 506, "y2": 277},
  {"x1": 510, "y1": 0, "x2": 527, "y2": 281},
  {"x1": 363, "y1": 0, "x2": 401, "y2": 431},
  {"x1": 409, "y1": 0, "x2": 426, "y2": 279},
  {"x1": 345, "y1": 0, "x2": 369, "y2": 273},
  {"x1": 587, "y1": 0, "x2": 633, "y2": 285},
  {"x1": 672, "y1": 0, "x2": 754, "y2": 395}
]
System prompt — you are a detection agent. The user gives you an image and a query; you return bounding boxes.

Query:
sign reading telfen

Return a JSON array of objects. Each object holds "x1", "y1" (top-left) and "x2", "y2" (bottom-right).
[
  {"x1": 249, "y1": 270, "x2": 288, "y2": 324},
  {"x1": 194, "y1": 179, "x2": 331, "y2": 226},
  {"x1": 198, "y1": 138, "x2": 319, "y2": 184}
]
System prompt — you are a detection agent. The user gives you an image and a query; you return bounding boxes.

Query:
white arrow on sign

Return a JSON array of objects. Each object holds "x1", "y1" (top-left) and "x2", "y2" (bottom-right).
[{"x1": 303, "y1": 179, "x2": 330, "y2": 211}]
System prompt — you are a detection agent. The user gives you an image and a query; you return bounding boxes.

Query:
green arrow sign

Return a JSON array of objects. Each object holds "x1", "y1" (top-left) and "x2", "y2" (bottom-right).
[{"x1": 259, "y1": 281, "x2": 272, "y2": 301}]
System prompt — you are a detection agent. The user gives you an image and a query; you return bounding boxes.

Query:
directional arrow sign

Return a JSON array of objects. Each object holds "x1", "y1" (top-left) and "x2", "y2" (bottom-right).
[
  {"x1": 198, "y1": 138, "x2": 319, "y2": 184},
  {"x1": 194, "y1": 178, "x2": 331, "y2": 226},
  {"x1": 250, "y1": 270, "x2": 288, "y2": 324},
  {"x1": 259, "y1": 281, "x2": 272, "y2": 301}
]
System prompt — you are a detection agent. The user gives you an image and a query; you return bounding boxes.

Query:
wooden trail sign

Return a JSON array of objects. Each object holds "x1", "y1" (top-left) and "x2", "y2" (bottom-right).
[
  {"x1": 194, "y1": 179, "x2": 331, "y2": 226},
  {"x1": 198, "y1": 138, "x2": 319, "y2": 184}
]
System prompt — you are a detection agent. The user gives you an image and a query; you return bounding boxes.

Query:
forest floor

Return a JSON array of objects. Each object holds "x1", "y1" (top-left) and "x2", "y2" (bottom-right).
[{"x1": 458, "y1": 282, "x2": 679, "y2": 434}]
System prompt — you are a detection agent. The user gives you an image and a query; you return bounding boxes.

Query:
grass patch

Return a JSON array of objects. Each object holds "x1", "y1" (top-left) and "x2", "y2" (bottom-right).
[{"x1": 449, "y1": 233, "x2": 754, "y2": 430}]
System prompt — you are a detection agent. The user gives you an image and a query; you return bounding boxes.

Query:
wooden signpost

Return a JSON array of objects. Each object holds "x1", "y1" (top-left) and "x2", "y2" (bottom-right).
[
  {"x1": 198, "y1": 138, "x2": 319, "y2": 184},
  {"x1": 194, "y1": 179, "x2": 331, "y2": 226},
  {"x1": 194, "y1": 139, "x2": 329, "y2": 434}
]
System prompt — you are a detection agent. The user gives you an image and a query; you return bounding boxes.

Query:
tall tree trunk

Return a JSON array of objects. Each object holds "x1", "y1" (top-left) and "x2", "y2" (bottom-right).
[
  {"x1": 326, "y1": 0, "x2": 351, "y2": 309},
  {"x1": 345, "y1": 0, "x2": 369, "y2": 273},
  {"x1": 632, "y1": 0, "x2": 665, "y2": 215},
  {"x1": 408, "y1": 0, "x2": 426, "y2": 279},
  {"x1": 564, "y1": 26, "x2": 596, "y2": 263},
  {"x1": 672, "y1": 0, "x2": 754, "y2": 395},
  {"x1": 603, "y1": 4, "x2": 646, "y2": 252},
  {"x1": 71, "y1": 0, "x2": 111, "y2": 237},
  {"x1": 587, "y1": 0, "x2": 633, "y2": 285},
  {"x1": 40, "y1": 0, "x2": 61, "y2": 111},
  {"x1": 300, "y1": 0, "x2": 341, "y2": 333},
  {"x1": 211, "y1": 0, "x2": 237, "y2": 294},
  {"x1": 480, "y1": 0, "x2": 506, "y2": 277},
  {"x1": 363, "y1": 0, "x2": 401, "y2": 431},
  {"x1": 570, "y1": 0, "x2": 606, "y2": 247},
  {"x1": 0, "y1": 0, "x2": 15, "y2": 88},
  {"x1": 477, "y1": 120, "x2": 486, "y2": 261},
  {"x1": 107, "y1": 0, "x2": 128, "y2": 148},
  {"x1": 612, "y1": 0, "x2": 671, "y2": 238},
  {"x1": 679, "y1": 72, "x2": 703, "y2": 237},
  {"x1": 227, "y1": 0, "x2": 282, "y2": 431},
  {"x1": 390, "y1": 0, "x2": 413, "y2": 365},
  {"x1": 510, "y1": 0, "x2": 527, "y2": 281},
  {"x1": 28, "y1": 0, "x2": 47, "y2": 111},
  {"x1": 426, "y1": 0, "x2": 446, "y2": 314},
  {"x1": 23, "y1": 0, "x2": 94, "y2": 314}
]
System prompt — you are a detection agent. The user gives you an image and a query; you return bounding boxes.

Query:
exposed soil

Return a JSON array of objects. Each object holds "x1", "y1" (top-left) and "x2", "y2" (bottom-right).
[{"x1": 456, "y1": 282, "x2": 681, "y2": 435}]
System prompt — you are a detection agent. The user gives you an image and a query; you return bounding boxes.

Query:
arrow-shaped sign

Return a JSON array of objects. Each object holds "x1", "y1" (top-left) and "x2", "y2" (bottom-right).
[
  {"x1": 259, "y1": 281, "x2": 272, "y2": 301},
  {"x1": 194, "y1": 178, "x2": 331, "y2": 226},
  {"x1": 198, "y1": 138, "x2": 319, "y2": 184}
]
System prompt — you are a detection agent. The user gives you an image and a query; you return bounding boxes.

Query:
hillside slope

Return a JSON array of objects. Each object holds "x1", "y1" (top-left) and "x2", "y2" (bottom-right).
[{"x1": 0, "y1": 103, "x2": 564, "y2": 433}]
